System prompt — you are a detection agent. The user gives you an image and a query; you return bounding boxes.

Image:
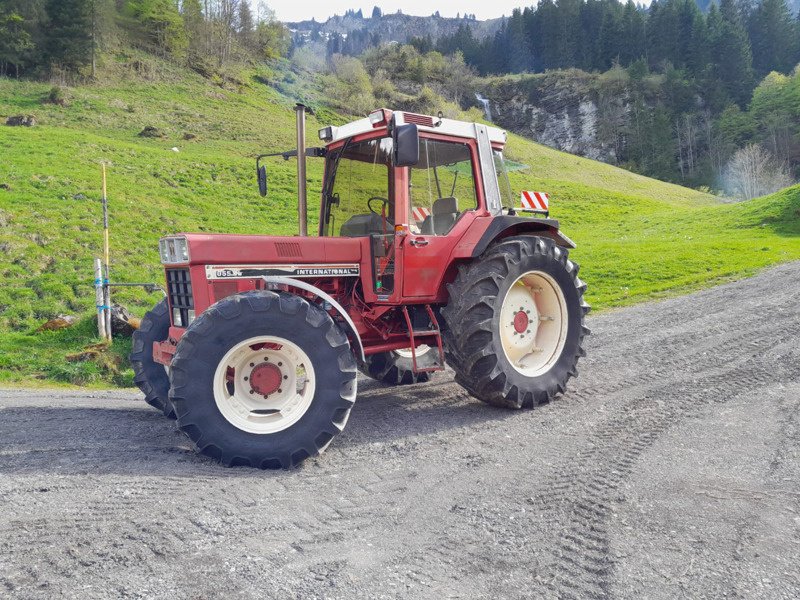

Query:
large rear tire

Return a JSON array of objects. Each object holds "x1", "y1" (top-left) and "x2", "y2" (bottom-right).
[
  {"x1": 130, "y1": 298, "x2": 176, "y2": 419},
  {"x1": 441, "y1": 236, "x2": 589, "y2": 408},
  {"x1": 360, "y1": 346, "x2": 438, "y2": 385},
  {"x1": 169, "y1": 291, "x2": 357, "y2": 469}
]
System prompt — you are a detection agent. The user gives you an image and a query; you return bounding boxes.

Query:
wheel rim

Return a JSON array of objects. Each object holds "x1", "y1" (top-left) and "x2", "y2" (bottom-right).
[
  {"x1": 213, "y1": 335, "x2": 316, "y2": 435},
  {"x1": 394, "y1": 345, "x2": 430, "y2": 359},
  {"x1": 499, "y1": 270, "x2": 568, "y2": 377}
]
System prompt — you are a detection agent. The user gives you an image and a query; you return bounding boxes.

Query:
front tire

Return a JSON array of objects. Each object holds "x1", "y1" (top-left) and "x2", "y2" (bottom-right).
[
  {"x1": 130, "y1": 298, "x2": 175, "y2": 418},
  {"x1": 169, "y1": 291, "x2": 357, "y2": 468},
  {"x1": 442, "y1": 236, "x2": 589, "y2": 409}
]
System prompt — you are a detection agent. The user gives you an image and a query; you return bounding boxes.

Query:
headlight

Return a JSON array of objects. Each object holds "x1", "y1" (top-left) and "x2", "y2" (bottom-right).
[{"x1": 159, "y1": 236, "x2": 190, "y2": 264}]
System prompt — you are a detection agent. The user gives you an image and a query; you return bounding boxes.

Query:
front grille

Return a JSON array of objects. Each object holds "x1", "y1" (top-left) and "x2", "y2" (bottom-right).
[{"x1": 166, "y1": 268, "x2": 193, "y2": 327}]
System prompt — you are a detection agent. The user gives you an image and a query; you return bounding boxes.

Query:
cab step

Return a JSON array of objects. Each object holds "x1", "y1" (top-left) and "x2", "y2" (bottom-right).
[{"x1": 401, "y1": 305, "x2": 446, "y2": 374}]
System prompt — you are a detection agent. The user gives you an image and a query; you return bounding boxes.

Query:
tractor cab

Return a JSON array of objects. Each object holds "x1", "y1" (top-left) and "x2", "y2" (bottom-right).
[{"x1": 287, "y1": 108, "x2": 517, "y2": 301}]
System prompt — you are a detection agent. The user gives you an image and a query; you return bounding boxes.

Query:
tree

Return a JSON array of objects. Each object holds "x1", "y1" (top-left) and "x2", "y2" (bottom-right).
[
  {"x1": 44, "y1": 0, "x2": 93, "y2": 72},
  {"x1": 254, "y1": 6, "x2": 289, "y2": 60},
  {"x1": 182, "y1": 0, "x2": 204, "y2": 56},
  {"x1": 0, "y1": 10, "x2": 32, "y2": 77},
  {"x1": 371, "y1": 6, "x2": 382, "y2": 19},
  {"x1": 127, "y1": 0, "x2": 187, "y2": 58},
  {"x1": 237, "y1": 0, "x2": 254, "y2": 51},
  {"x1": 710, "y1": 0, "x2": 755, "y2": 106},
  {"x1": 749, "y1": 0, "x2": 797, "y2": 76},
  {"x1": 723, "y1": 143, "x2": 792, "y2": 199}
]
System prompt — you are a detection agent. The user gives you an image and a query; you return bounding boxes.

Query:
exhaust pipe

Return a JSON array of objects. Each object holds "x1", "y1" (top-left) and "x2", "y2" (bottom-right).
[{"x1": 295, "y1": 103, "x2": 308, "y2": 236}]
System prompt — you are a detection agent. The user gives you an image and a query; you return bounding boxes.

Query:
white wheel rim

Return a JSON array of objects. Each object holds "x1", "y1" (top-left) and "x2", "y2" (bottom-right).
[
  {"x1": 213, "y1": 335, "x2": 316, "y2": 435},
  {"x1": 394, "y1": 345, "x2": 430, "y2": 359},
  {"x1": 499, "y1": 270, "x2": 568, "y2": 377}
]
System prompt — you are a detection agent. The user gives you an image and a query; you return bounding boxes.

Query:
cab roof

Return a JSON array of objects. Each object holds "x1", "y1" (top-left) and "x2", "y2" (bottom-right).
[{"x1": 323, "y1": 109, "x2": 508, "y2": 147}]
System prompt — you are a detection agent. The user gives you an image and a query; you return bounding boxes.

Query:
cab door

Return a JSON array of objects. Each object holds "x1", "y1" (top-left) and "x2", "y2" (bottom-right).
[{"x1": 402, "y1": 136, "x2": 480, "y2": 298}]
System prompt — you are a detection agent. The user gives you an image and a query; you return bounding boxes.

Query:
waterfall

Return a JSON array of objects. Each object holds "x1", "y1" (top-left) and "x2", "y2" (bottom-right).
[{"x1": 475, "y1": 92, "x2": 492, "y2": 122}]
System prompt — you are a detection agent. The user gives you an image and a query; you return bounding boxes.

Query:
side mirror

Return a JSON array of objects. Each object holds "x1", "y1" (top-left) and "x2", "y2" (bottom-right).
[
  {"x1": 257, "y1": 164, "x2": 267, "y2": 197},
  {"x1": 392, "y1": 123, "x2": 419, "y2": 167}
]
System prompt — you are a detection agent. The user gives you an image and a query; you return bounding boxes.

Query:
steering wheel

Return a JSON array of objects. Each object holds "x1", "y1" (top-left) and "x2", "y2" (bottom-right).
[
  {"x1": 367, "y1": 196, "x2": 393, "y2": 237},
  {"x1": 367, "y1": 196, "x2": 393, "y2": 217}
]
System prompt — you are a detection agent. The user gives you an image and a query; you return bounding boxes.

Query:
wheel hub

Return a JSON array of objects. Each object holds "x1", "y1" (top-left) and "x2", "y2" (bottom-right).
[
  {"x1": 513, "y1": 310, "x2": 529, "y2": 334},
  {"x1": 250, "y1": 362, "x2": 282, "y2": 396},
  {"x1": 213, "y1": 336, "x2": 316, "y2": 435},
  {"x1": 499, "y1": 270, "x2": 568, "y2": 378}
]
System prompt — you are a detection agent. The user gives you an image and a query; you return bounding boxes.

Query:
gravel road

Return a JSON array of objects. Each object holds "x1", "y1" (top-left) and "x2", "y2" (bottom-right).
[{"x1": 1, "y1": 263, "x2": 799, "y2": 599}]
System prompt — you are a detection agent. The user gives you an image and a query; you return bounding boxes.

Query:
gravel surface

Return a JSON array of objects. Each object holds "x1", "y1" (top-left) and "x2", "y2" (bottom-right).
[{"x1": 1, "y1": 263, "x2": 799, "y2": 599}]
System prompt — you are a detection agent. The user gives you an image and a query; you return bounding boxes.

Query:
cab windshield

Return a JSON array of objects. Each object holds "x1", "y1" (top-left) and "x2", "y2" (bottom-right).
[{"x1": 322, "y1": 137, "x2": 394, "y2": 237}]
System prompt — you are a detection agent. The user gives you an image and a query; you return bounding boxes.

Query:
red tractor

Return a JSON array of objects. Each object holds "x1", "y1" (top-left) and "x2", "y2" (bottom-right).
[{"x1": 131, "y1": 105, "x2": 589, "y2": 468}]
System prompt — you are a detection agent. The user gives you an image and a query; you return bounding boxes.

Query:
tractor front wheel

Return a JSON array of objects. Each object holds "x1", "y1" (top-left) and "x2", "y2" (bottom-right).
[
  {"x1": 442, "y1": 236, "x2": 589, "y2": 409},
  {"x1": 168, "y1": 291, "x2": 357, "y2": 468},
  {"x1": 130, "y1": 298, "x2": 176, "y2": 418}
]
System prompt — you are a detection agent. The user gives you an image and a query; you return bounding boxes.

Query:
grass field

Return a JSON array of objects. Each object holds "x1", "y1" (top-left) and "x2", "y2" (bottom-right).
[{"x1": 1, "y1": 56, "x2": 798, "y2": 386}]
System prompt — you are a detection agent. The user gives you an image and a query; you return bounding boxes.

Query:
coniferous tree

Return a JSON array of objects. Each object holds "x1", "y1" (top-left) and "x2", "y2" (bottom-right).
[
  {"x1": 0, "y1": 9, "x2": 33, "y2": 77},
  {"x1": 620, "y1": 1, "x2": 647, "y2": 66},
  {"x1": 749, "y1": 0, "x2": 797, "y2": 75},
  {"x1": 238, "y1": 0, "x2": 254, "y2": 51},
  {"x1": 182, "y1": 0, "x2": 204, "y2": 56},
  {"x1": 713, "y1": 0, "x2": 755, "y2": 106},
  {"x1": 44, "y1": 0, "x2": 93, "y2": 72},
  {"x1": 598, "y1": 8, "x2": 624, "y2": 70}
]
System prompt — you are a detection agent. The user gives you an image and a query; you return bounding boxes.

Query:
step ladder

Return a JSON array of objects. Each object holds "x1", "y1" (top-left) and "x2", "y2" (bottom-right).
[{"x1": 400, "y1": 305, "x2": 446, "y2": 374}]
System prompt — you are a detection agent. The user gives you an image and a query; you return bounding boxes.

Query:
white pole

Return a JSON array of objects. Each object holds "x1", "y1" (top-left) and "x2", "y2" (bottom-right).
[
  {"x1": 102, "y1": 164, "x2": 112, "y2": 341},
  {"x1": 94, "y1": 258, "x2": 107, "y2": 340}
]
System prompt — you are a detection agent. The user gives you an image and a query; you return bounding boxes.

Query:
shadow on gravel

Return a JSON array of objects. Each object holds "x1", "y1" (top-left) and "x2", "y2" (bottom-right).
[{"x1": 0, "y1": 381, "x2": 513, "y2": 477}]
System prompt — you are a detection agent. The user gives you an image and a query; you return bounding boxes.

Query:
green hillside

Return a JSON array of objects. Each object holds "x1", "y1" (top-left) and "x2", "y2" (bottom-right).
[{"x1": 1, "y1": 59, "x2": 798, "y2": 386}]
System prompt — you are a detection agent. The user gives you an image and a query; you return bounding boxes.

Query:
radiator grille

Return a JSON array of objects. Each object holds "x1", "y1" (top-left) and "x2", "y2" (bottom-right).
[{"x1": 166, "y1": 268, "x2": 193, "y2": 327}]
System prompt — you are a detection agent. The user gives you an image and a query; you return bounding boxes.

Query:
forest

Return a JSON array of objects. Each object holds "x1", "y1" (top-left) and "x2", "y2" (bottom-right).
[
  {"x1": 320, "y1": 0, "x2": 800, "y2": 192},
  {"x1": 2, "y1": 0, "x2": 799, "y2": 193},
  {"x1": 0, "y1": 0, "x2": 289, "y2": 80}
]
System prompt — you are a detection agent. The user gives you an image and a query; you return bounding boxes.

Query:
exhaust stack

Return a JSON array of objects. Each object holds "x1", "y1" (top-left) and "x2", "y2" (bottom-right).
[{"x1": 295, "y1": 103, "x2": 308, "y2": 236}]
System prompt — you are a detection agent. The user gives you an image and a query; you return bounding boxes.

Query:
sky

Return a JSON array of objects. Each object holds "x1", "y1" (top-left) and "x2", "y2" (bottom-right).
[{"x1": 269, "y1": 1, "x2": 539, "y2": 23}]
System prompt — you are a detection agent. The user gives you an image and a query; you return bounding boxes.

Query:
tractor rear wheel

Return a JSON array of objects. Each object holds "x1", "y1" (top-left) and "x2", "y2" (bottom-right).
[
  {"x1": 360, "y1": 346, "x2": 438, "y2": 385},
  {"x1": 130, "y1": 298, "x2": 176, "y2": 419},
  {"x1": 168, "y1": 291, "x2": 357, "y2": 469},
  {"x1": 442, "y1": 236, "x2": 589, "y2": 409}
]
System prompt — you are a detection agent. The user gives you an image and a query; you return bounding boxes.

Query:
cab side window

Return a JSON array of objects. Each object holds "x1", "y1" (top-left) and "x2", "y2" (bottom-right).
[
  {"x1": 326, "y1": 138, "x2": 393, "y2": 237},
  {"x1": 408, "y1": 139, "x2": 477, "y2": 236}
]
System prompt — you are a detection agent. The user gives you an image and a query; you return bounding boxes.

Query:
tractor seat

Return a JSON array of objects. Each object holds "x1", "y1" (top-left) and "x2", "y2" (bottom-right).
[
  {"x1": 419, "y1": 197, "x2": 459, "y2": 235},
  {"x1": 340, "y1": 213, "x2": 386, "y2": 237}
]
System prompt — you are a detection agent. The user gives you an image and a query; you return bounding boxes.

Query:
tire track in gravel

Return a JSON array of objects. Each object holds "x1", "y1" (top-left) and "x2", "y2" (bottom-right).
[{"x1": 530, "y1": 270, "x2": 800, "y2": 599}]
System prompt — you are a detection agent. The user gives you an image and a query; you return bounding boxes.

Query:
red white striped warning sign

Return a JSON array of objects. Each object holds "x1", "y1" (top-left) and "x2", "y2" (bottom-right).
[
  {"x1": 411, "y1": 207, "x2": 431, "y2": 222},
  {"x1": 521, "y1": 191, "x2": 549, "y2": 211}
]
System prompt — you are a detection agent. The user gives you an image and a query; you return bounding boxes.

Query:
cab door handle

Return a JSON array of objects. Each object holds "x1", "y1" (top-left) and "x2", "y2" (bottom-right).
[{"x1": 409, "y1": 238, "x2": 429, "y2": 247}]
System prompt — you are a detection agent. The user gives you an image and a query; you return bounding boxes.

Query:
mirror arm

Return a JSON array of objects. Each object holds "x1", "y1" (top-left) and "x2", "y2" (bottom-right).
[{"x1": 256, "y1": 147, "x2": 326, "y2": 167}]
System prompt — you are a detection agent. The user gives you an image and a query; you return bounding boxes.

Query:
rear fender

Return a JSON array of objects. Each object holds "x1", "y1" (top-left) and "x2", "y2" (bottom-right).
[{"x1": 470, "y1": 216, "x2": 575, "y2": 258}]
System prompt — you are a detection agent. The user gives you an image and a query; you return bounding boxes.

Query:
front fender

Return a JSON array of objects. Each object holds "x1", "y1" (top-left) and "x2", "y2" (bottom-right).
[{"x1": 261, "y1": 276, "x2": 366, "y2": 362}]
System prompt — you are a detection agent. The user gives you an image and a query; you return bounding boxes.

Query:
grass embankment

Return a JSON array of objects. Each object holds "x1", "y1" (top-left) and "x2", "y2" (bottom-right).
[{"x1": 0, "y1": 57, "x2": 798, "y2": 386}]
